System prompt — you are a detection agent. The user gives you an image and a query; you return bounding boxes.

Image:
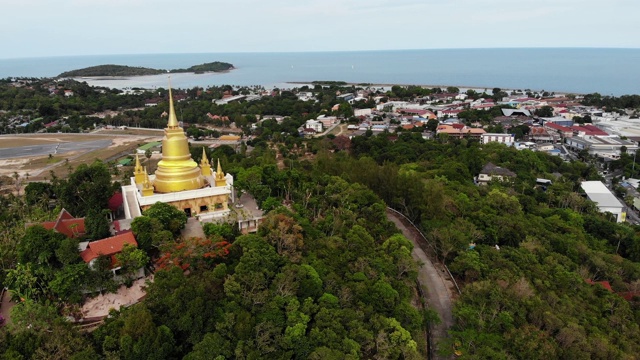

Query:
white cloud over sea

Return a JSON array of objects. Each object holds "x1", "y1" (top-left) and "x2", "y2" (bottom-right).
[{"x1": 1, "y1": 0, "x2": 638, "y2": 58}]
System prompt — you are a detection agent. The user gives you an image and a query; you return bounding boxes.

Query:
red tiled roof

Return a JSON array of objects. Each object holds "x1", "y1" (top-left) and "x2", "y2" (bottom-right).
[
  {"x1": 30, "y1": 209, "x2": 85, "y2": 239},
  {"x1": 56, "y1": 219, "x2": 86, "y2": 238},
  {"x1": 586, "y1": 279, "x2": 613, "y2": 292},
  {"x1": 108, "y1": 192, "x2": 123, "y2": 212},
  {"x1": 397, "y1": 108, "x2": 428, "y2": 115},
  {"x1": 544, "y1": 122, "x2": 572, "y2": 132},
  {"x1": 529, "y1": 127, "x2": 549, "y2": 135},
  {"x1": 80, "y1": 232, "x2": 137, "y2": 264},
  {"x1": 571, "y1": 125, "x2": 608, "y2": 136}
]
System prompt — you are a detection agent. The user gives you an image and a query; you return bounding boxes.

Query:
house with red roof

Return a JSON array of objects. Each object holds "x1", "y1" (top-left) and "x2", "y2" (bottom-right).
[
  {"x1": 571, "y1": 124, "x2": 609, "y2": 137},
  {"x1": 544, "y1": 122, "x2": 573, "y2": 138},
  {"x1": 35, "y1": 209, "x2": 86, "y2": 239},
  {"x1": 79, "y1": 231, "x2": 144, "y2": 279},
  {"x1": 436, "y1": 124, "x2": 486, "y2": 139}
]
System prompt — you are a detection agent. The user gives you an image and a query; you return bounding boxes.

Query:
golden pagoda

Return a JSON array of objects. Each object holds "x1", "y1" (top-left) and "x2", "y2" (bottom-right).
[
  {"x1": 153, "y1": 84, "x2": 205, "y2": 193},
  {"x1": 120, "y1": 80, "x2": 235, "y2": 221}
]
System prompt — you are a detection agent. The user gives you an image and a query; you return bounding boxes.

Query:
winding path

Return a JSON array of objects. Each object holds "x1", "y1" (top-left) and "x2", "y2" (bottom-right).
[{"x1": 386, "y1": 209, "x2": 455, "y2": 360}]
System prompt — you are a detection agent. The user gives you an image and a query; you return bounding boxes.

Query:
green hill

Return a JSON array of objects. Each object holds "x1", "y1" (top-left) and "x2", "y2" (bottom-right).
[
  {"x1": 59, "y1": 61, "x2": 234, "y2": 77},
  {"x1": 59, "y1": 65, "x2": 164, "y2": 77}
]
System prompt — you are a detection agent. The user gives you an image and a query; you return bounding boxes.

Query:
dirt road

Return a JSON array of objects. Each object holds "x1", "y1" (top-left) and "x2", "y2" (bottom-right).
[{"x1": 386, "y1": 209, "x2": 455, "y2": 360}]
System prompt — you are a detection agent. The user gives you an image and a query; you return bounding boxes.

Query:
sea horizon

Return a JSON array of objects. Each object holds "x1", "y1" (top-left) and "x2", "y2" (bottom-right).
[{"x1": 1, "y1": 48, "x2": 639, "y2": 95}]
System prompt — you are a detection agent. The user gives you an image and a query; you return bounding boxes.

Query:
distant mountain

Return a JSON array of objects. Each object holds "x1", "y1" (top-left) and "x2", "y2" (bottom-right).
[{"x1": 59, "y1": 62, "x2": 234, "y2": 77}]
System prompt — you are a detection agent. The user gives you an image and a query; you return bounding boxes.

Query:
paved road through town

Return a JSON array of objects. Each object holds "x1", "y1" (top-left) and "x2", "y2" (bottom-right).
[{"x1": 386, "y1": 209, "x2": 455, "y2": 360}]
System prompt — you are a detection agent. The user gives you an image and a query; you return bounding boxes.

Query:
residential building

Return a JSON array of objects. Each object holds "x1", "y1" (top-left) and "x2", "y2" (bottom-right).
[
  {"x1": 481, "y1": 133, "x2": 515, "y2": 146},
  {"x1": 540, "y1": 116, "x2": 574, "y2": 128},
  {"x1": 305, "y1": 119, "x2": 323, "y2": 133},
  {"x1": 29, "y1": 209, "x2": 86, "y2": 238},
  {"x1": 544, "y1": 122, "x2": 573, "y2": 139},
  {"x1": 354, "y1": 108, "x2": 372, "y2": 117},
  {"x1": 436, "y1": 124, "x2": 486, "y2": 139},
  {"x1": 565, "y1": 136, "x2": 638, "y2": 160},
  {"x1": 476, "y1": 162, "x2": 516, "y2": 185},
  {"x1": 581, "y1": 181, "x2": 626, "y2": 222}
]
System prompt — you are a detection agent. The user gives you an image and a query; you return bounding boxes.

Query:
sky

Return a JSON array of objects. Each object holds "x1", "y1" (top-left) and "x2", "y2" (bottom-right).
[{"x1": 1, "y1": 0, "x2": 639, "y2": 59}]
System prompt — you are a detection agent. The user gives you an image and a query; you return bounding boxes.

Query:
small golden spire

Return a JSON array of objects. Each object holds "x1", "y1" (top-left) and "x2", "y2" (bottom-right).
[
  {"x1": 215, "y1": 159, "x2": 226, "y2": 187},
  {"x1": 201, "y1": 148, "x2": 212, "y2": 176},
  {"x1": 141, "y1": 167, "x2": 154, "y2": 196},
  {"x1": 167, "y1": 78, "x2": 179, "y2": 129},
  {"x1": 201, "y1": 147, "x2": 210, "y2": 166},
  {"x1": 134, "y1": 154, "x2": 143, "y2": 172},
  {"x1": 134, "y1": 154, "x2": 146, "y2": 185}
]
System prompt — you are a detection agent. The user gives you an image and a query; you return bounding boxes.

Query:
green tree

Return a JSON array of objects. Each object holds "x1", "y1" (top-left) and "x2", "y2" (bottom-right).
[
  {"x1": 85, "y1": 209, "x2": 111, "y2": 240},
  {"x1": 534, "y1": 105, "x2": 554, "y2": 117},
  {"x1": 49, "y1": 263, "x2": 89, "y2": 303},
  {"x1": 18, "y1": 225, "x2": 65, "y2": 266},
  {"x1": 115, "y1": 244, "x2": 149, "y2": 280},
  {"x1": 54, "y1": 160, "x2": 113, "y2": 216},
  {"x1": 202, "y1": 222, "x2": 236, "y2": 240},
  {"x1": 130, "y1": 216, "x2": 166, "y2": 252},
  {"x1": 143, "y1": 202, "x2": 187, "y2": 236}
]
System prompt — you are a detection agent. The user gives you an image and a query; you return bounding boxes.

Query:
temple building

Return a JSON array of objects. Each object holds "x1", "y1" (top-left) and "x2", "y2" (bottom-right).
[{"x1": 121, "y1": 84, "x2": 234, "y2": 221}]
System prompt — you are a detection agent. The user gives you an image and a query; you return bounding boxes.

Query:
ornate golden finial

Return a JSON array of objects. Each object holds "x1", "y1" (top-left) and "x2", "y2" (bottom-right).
[
  {"x1": 141, "y1": 167, "x2": 154, "y2": 196},
  {"x1": 215, "y1": 158, "x2": 226, "y2": 187},
  {"x1": 201, "y1": 147, "x2": 212, "y2": 176},
  {"x1": 201, "y1": 147, "x2": 210, "y2": 166},
  {"x1": 167, "y1": 78, "x2": 179, "y2": 129},
  {"x1": 134, "y1": 154, "x2": 143, "y2": 172},
  {"x1": 134, "y1": 154, "x2": 146, "y2": 185}
]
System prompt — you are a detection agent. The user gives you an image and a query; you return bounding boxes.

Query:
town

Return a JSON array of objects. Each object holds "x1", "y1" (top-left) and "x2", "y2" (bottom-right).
[{"x1": 1, "y1": 77, "x2": 640, "y2": 359}]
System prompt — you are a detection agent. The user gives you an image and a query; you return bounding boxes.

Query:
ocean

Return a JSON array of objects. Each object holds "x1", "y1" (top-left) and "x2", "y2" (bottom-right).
[{"x1": 1, "y1": 48, "x2": 639, "y2": 95}]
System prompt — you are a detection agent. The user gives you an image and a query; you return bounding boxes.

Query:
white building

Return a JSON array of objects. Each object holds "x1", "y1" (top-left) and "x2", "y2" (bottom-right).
[
  {"x1": 354, "y1": 108, "x2": 372, "y2": 117},
  {"x1": 565, "y1": 136, "x2": 638, "y2": 160},
  {"x1": 581, "y1": 181, "x2": 626, "y2": 223},
  {"x1": 305, "y1": 119, "x2": 323, "y2": 133},
  {"x1": 481, "y1": 133, "x2": 515, "y2": 146}
]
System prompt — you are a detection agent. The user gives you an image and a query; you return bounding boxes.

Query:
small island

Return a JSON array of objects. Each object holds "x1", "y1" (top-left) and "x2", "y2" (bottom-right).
[{"x1": 58, "y1": 61, "x2": 234, "y2": 77}]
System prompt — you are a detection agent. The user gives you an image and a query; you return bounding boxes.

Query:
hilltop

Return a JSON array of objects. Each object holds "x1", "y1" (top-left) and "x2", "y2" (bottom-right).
[{"x1": 58, "y1": 61, "x2": 234, "y2": 77}]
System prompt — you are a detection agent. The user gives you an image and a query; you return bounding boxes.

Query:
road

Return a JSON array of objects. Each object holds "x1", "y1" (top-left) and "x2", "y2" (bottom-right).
[
  {"x1": 0, "y1": 140, "x2": 112, "y2": 160},
  {"x1": 386, "y1": 209, "x2": 455, "y2": 360}
]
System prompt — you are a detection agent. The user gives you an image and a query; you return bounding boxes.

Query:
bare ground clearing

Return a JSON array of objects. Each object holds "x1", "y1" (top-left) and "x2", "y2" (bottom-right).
[
  {"x1": 0, "y1": 134, "x2": 155, "y2": 179},
  {"x1": 0, "y1": 134, "x2": 117, "y2": 148}
]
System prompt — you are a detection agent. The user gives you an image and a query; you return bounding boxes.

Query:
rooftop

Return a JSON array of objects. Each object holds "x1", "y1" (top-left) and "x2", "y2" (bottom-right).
[
  {"x1": 80, "y1": 231, "x2": 138, "y2": 264},
  {"x1": 480, "y1": 162, "x2": 516, "y2": 177},
  {"x1": 581, "y1": 181, "x2": 624, "y2": 209}
]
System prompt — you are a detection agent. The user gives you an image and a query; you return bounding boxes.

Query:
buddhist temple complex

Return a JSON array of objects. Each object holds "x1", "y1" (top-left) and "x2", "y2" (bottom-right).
[{"x1": 121, "y1": 83, "x2": 234, "y2": 221}]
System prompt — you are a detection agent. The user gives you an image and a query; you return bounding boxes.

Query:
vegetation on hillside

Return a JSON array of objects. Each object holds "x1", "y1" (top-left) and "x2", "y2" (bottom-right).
[
  {"x1": 2, "y1": 79, "x2": 640, "y2": 358},
  {"x1": 58, "y1": 62, "x2": 234, "y2": 77}
]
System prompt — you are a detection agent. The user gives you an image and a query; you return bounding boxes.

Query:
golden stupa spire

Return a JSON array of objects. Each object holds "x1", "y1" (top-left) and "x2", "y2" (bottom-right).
[
  {"x1": 134, "y1": 154, "x2": 143, "y2": 172},
  {"x1": 215, "y1": 159, "x2": 227, "y2": 187},
  {"x1": 153, "y1": 78, "x2": 204, "y2": 193},
  {"x1": 141, "y1": 167, "x2": 154, "y2": 196},
  {"x1": 134, "y1": 154, "x2": 146, "y2": 185},
  {"x1": 201, "y1": 147, "x2": 212, "y2": 176},
  {"x1": 201, "y1": 147, "x2": 211, "y2": 166},
  {"x1": 167, "y1": 78, "x2": 179, "y2": 129}
]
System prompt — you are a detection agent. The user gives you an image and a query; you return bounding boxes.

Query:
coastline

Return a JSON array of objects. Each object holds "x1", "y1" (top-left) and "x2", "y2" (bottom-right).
[
  {"x1": 286, "y1": 81, "x2": 573, "y2": 95},
  {"x1": 69, "y1": 69, "x2": 233, "y2": 82}
]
